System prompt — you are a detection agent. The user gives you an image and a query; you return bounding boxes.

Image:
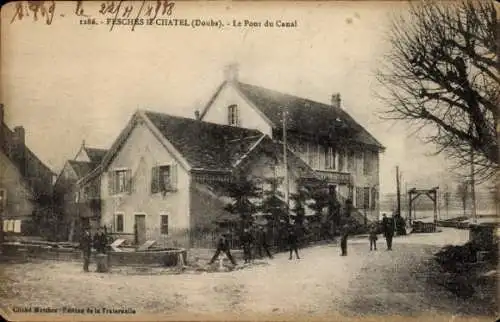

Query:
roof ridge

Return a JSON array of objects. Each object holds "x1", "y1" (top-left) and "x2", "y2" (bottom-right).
[{"x1": 236, "y1": 81, "x2": 333, "y2": 108}]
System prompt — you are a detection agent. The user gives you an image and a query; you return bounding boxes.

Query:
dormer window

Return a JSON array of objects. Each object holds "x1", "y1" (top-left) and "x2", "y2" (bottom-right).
[{"x1": 228, "y1": 104, "x2": 239, "y2": 126}]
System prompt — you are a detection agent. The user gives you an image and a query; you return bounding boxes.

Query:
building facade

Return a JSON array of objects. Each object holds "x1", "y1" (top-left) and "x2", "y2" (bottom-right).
[
  {"x1": 0, "y1": 104, "x2": 55, "y2": 236},
  {"x1": 199, "y1": 65, "x2": 384, "y2": 221},
  {"x1": 79, "y1": 110, "x2": 316, "y2": 248}
]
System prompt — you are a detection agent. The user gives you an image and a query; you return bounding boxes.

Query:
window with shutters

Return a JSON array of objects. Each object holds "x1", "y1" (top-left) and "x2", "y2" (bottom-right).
[
  {"x1": 322, "y1": 145, "x2": 336, "y2": 170},
  {"x1": 338, "y1": 150, "x2": 345, "y2": 172},
  {"x1": 160, "y1": 214, "x2": 169, "y2": 235},
  {"x1": 115, "y1": 214, "x2": 124, "y2": 232},
  {"x1": 347, "y1": 150, "x2": 355, "y2": 172},
  {"x1": 108, "y1": 169, "x2": 132, "y2": 195},
  {"x1": 355, "y1": 187, "x2": 363, "y2": 208},
  {"x1": 151, "y1": 164, "x2": 177, "y2": 194},
  {"x1": 228, "y1": 104, "x2": 239, "y2": 126},
  {"x1": 363, "y1": 187, "x2": 370, "y2": 209}
]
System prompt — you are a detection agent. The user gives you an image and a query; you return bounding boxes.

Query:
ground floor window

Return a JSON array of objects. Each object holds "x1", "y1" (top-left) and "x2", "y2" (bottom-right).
[
  {"x1": 160, "y1": 214, "x2": 169, "y2": 235},
  {"x1": 115, "y1": 213, "x2": 124, "y2": 232}
]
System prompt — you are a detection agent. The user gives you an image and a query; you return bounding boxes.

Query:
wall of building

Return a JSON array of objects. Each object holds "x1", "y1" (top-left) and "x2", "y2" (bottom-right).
[
  {"x1": 0, "y1": 152, "x2": 34, "y2": 223},
  {"x1": 100, "y1": 120, "x2": 191, "y2": 248},
  {"x1": 201, "y1": 83, "x2": 273, "y2": 135}
]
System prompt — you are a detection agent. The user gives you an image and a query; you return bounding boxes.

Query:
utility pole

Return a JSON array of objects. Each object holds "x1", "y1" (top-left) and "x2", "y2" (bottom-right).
[
  {"x1": 282, "y1": 106, "x2": 290, "y2": 223},
  {"x1": 396, "y1": 166, "x2": 401, "y2": 217}
]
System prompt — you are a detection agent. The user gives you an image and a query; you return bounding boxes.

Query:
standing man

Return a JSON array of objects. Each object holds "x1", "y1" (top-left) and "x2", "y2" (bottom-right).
[
  {"x1": 208, "y1": 231, "x2": 237, "y2": 266},
  {"x1": 382, "y1": 214, "x2": 395, "y2": 250},
  {"x1": 340, "y1": 222, "x2": 349, "y2": 256},
  {"x1": 80, "y1": 227, "x2": 92, "y2": 272},
  {"x1": 256, "y1": 225, "x2": 273, "y2": 259},
  {"x1": 287, "y1": 225, "x2": 300, "y2": 260},
  {"x1": 93, "y1": 227, "x2": 107, "y2": 254},
  {"x1": 241, "y1": 227, "x2": 254, "y2": 264}
]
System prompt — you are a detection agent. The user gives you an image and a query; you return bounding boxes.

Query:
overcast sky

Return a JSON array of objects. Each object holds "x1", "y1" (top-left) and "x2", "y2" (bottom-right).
[{"x1": 1, "y1": 1, "x2": 470, "y2": 194}]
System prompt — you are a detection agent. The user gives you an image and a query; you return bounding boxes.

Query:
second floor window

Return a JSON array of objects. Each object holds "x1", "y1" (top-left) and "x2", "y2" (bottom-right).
[
  {"x1": 338, "y1": 150, "x2": 345, "y2": 172},
  {"x1": 347, "y1": 150, "x2": 355, "y2": 171},
  {"x1": 108, "y1": 169, "x2": 131, "y2": 195},
  {"x1": 151, "y1": 164, "x2": 178, "y2": 193},
  {"x1": 228, "y1": 104, "x2": 239, "y2": 126},
  {"x1": 324, "y1": 146, "x2": 335, "y2": 170}
]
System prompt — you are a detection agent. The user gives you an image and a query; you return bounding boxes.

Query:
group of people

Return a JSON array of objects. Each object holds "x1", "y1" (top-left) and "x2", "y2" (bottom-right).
[
  {"x1": 368, "y1": 213, "x2": 395, "y2": 251},
  {"x1": 208, "y1": 223, "x2": 304, "y2": 266},
  {"x1": 80, "y1": 227, "x2": 108, "y2": 272}
]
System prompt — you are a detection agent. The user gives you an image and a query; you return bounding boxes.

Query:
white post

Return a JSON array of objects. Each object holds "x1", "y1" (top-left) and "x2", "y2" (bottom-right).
[{"x1": 470, "y1": 144, "x2": 477, "y2": 224}]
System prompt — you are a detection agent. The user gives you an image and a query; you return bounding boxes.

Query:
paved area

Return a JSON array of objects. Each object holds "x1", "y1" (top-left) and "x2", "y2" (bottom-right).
[{"x1": 0, "y1": 228, "x2": 495, "y2": 318}]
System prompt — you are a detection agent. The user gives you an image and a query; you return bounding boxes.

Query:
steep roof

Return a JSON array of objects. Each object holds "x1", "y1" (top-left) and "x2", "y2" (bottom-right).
[
  {"x1": 68, "y1": 160, "x2": 95, "y2": 179},
  {"x1": 200, "y1": 81, "x2": 384, "y2": 150},
  {"x1": 144, "y1": 111, "x2": 264, "y2": 171},
  {"x1": 84, "y1": 147, "x2": 107, "y2": 164}
]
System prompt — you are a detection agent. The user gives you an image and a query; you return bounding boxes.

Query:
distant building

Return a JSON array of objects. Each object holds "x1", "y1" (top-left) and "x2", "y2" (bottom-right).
[
  {"x1": 78, "y1": 110, "x2": 316, "y2": 248},
  {"x1": 199, "y1": 64, "x2": 385, "y2": 221},
  {"x1": 53, "y1": 142, "x2": 107, "y2": 240},
  {"x1": 0, "y1": 104, "x2": 55, "y2": 236}
]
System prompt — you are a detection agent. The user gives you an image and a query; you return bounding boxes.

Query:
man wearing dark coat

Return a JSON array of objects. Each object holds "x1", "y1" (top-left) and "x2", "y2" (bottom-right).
[
  {"x1": 287, "y1": 226, "x2": 300, "y2": 260},
  {"x1": 381, "y1": 214, "x2": 395, "y2": 250},
  {"x1": 241, "y1": 227, "x2": 254, "y2": 263},
  {"x1": 93, "y1": 227, "x2": 107, "y2": 254},
  {"x1": 80, "y1": 227, "x2": 92, "y2": 272},
  {"x1": 340, "y1": 222, "x2": 349, "y2": 256},
  {"x1": 208, "y1": 232, "x2": 237, "y2": 266},
  {"x1": 256, "y1": 225, "x2": 273, "y2": 259}
]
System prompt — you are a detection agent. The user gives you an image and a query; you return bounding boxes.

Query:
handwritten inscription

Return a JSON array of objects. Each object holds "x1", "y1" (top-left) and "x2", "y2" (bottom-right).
[
  {"x1": 10, "y1": 0, "x2": 176, "y2": 30},
  {"x1": 9, "y1": 1, "x2": 298, "y2": 31}
]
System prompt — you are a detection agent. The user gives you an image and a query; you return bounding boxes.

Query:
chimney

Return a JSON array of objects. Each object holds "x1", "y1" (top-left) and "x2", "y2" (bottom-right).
[
  {"x1": 12, "y1": 126, "x2": 26, "y2": 175},
  {"x1": 331, "y1": 93, "x2": 341, "y2": 109},
  {"x1": 194, "y1": 110, "x2": 200, "y2": 120},
  {"x1": 223, "y1": 63, "x2": 239, "y2": 82}
]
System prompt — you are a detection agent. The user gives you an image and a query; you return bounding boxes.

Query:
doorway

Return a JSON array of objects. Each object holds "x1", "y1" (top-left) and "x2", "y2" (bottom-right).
[{"x1": 134, "y1": 214, "x2": 146, "y2": 245}]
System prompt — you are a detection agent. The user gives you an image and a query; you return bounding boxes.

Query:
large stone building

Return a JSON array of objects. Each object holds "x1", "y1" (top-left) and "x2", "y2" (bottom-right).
[{"x1": 199, "y1": 65, "x2": 384, "y2": 221}]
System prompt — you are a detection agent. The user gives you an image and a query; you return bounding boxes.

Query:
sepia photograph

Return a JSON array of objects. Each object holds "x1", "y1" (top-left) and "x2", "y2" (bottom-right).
[{"x1": 0, "y1": 1, "x2": 498, "y2": 321}]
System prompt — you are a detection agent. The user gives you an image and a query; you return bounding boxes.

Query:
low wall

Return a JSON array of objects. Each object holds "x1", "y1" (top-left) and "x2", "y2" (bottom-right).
[{"x1": 1, "y1": 243, "x2": 186, "y2": 267}]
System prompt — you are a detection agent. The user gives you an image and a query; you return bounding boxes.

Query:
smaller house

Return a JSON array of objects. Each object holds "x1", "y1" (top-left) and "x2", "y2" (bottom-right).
[
  {"x1": 53, "y1": 141, "x2": 107, "y2": 241},
  {"x1": 78, "y1": 109, "x2": 317, "y2": 248},
  {"x1": 0, "y1": 104, "x2": 55, "y2": 237}
]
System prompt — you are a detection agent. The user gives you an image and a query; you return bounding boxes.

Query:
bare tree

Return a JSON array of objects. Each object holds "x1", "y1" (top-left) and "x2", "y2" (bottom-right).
[
  {"x1": 456, "y1": 182, "x2": 469, "y2": 216},
  {"x1": 376, "y1": 0, "x2": 499, "y2": 182}
]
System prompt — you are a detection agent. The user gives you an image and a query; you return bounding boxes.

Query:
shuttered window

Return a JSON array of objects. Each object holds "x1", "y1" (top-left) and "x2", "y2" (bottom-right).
[
  {"x1": 108, "y1": 169, "x2": 132, "y2": 195},
  {"x1": 228, "y1": 104, "x2": 239, "y2": 126},
  {"x1": 363, "y1": 187, "x2": 370, "y2": 209},
  {"x1": 371, "y1": 187, "x2": 378, "y2": 211},
  {"x1": 355, "y1": 187, "x2": 363, "y2": 208},
  {"x1": 347, "y1": 150, "x2": 355, "y2": 172},
  {"x1": 151, "y1": 164, "x2": 178, "y2": 194}
]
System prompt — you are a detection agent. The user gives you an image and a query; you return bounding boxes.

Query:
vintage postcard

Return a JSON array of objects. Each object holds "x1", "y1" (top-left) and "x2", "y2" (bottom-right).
[{"x1": 0, "y1": 0, "x2": 498, "y2": 321}]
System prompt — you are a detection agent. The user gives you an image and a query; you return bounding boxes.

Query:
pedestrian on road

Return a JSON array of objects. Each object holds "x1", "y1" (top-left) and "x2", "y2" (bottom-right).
[
  {"x1": 93, "y1": 227, "x2": 107, "y2": 254},
  {"x1": 287, "y1": 226, "x2": 300, "y2": 260},
  {"x1": 382, "y1": 214, "x2": 394, "y2": 250},
  {"x1": 369, "y1": 222, "x2": 378, "y2": 251},
  {"x1": 208, "y1": 232, "x2": 237, "y2": 266},
  {"x1": 256, "y1": 225, "x2": 273, "y2": 259},
  {"x1": 80, "y1": 227, "x2": 92, "y2": 272},
  {"x1": 241, "y1": 227, "x2": 254, "y2": 264},
  {"x1": 340, "y1": 223, "x2": 349, "y2": 256}
]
